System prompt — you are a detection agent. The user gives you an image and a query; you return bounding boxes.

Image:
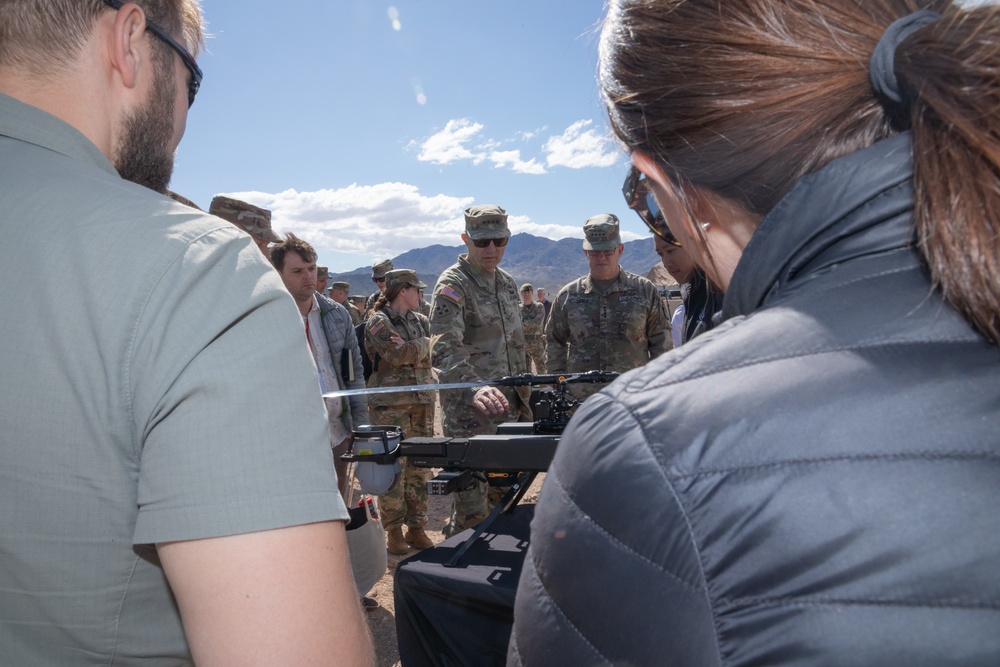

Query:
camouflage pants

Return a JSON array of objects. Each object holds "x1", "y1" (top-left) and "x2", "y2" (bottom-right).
[
  {"x1": 371, "y1": 403, "x2": 434, "y2": 531},
  {"x1": 440, "y1": 397, "x2": 519, "y2": 537},
  {"x1": 444, "y1": 477, "x2": 511, "y2": 537},
  {"x1": 525, "y1": 337, "x2": 547, "y2": 374}
]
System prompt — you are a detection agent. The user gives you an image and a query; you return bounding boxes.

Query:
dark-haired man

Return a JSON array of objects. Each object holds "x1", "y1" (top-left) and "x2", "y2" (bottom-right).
[
  {"x1": 0, "y1": 1, "x2": 370, "y2": 663},
  {"x1": 272, "y1": 233, "x2": 370, "y2": 500}
]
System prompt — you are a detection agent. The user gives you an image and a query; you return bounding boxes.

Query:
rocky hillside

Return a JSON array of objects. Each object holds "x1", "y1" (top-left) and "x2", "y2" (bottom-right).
[{"x1": 331, "y1": 232, "x2": 669, "y2": 297}]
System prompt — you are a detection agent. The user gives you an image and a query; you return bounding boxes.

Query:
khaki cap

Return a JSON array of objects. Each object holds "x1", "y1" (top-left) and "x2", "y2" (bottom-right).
[
  {"x1": 520, "y1": 283, "x2": 533, "y2": 292},
  {"x1": 317, "y1": 266, "x2": 330, "y2": 281},
  {"x1": 582, "y1": 213, "x2": 622, "y2": 251},
  {"x1": 371, "y1": 259, "x2": 394, "y2": 279},
  {"x1": 385, "y1": 269, "x2": 427, "y2": 292},
  {"x1": 330, "y1": 281, "x2": 350, "y2": 290},
  {"x1": 464, "y1": 204, "x2": 510, "y2": 240},
  {"x1": 209, "y1": 196, "x2": 281, "y2": 243}
]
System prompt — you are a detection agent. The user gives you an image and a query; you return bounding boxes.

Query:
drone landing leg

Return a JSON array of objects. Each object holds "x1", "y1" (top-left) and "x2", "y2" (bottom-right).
[{"x1": 444, "y1": 471, "x2": 536, "y2": 568}]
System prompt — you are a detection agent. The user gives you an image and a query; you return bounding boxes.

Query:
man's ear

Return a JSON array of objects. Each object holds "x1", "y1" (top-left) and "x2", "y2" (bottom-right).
[{"x1": 106, "y1": 2, "x2": 149, "y2": 92}]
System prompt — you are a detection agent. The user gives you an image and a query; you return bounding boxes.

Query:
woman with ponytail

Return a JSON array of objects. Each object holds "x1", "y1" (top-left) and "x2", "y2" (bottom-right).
[
  {"x1": 364, "y1": 269, "x2": 436, "y2": 556},
  {"x1": 511, "y1": 2, "x2": 1000, "y2": 665}
]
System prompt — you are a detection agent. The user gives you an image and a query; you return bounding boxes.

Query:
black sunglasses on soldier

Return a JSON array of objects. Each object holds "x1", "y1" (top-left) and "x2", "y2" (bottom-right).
[{"x1": 472, "y1": 237, "x2": 508, "y2": 248}]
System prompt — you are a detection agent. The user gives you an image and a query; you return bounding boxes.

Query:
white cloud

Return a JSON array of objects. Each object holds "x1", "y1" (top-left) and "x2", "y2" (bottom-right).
[
  {"x1": 220, "y1": 183, "x2": 473, "y2": 261},
  {"x1": 217, "y1": 184, "x2": 645, "y2": 272},
  {"x1": 509, "y1": 216, "x2": 580, "y2": 240},
  {"x1": 543, "y1": 120, "x2": 620, "y2": 169},
  {"x1": 412, "y1": 118, "x2": 620, "y2": 175},
  {"x1": 488, "y1": 150, "x2": 547, "y2": 175},
  {"x1": 416, "y1": 118, "x2": 484, "y2": 164}
]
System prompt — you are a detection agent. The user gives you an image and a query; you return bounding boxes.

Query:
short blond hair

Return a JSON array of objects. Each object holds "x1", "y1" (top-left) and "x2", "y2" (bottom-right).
[{"x1": 0, "y1": 0, "x2": 205, "y2": 77}]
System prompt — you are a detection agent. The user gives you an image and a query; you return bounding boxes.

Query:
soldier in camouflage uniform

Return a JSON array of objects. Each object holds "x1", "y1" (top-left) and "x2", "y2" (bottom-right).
[
  {"x1": 208, "y1": 195, "x2": 280, "y2": 259},
  {"x1": 329, "y1": 281, "x2": 362, "y2": 325},
  {"x1": 349, "y1": 295, "x2": 367, "y2": 320},
  {"x1": 430, "y1": 205, "x2": 532, "y2": 536},
  {"x1": 519, "y1": 283, "x2": 547, "y2": 373},
  {"x1": 364, "y1": 259, "x2": 393, "y2": 319},
  {"x1": 546, "y1": 214, "x2": 669, "y2": 400},
  {"x1": 365, "y1": 269, "x2": 436, "y2": 554},
  {"x1": 418, "y1": 289, "x2": 431, "y2": 318}
]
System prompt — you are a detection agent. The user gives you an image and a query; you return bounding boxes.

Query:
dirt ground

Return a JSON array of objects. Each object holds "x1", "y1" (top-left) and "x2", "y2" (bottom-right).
[{"x1": 356, "y1": 472, "x2": 546, "y2": 667}]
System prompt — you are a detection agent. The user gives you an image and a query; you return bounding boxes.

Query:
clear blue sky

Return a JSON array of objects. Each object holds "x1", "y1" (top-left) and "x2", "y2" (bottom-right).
[{"x1": 170, "y1": 0, "x2": 640, "y2": 273}]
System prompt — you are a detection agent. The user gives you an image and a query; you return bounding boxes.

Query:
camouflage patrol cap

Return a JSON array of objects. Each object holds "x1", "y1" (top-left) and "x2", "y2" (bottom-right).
[
  {"x1": 166, "y1": 190, "x2": 202, "y2": 210},
  {"x1": 371, "y1": 259, "x2": 394, "y2": 279},
  {"x1": 349, "y1": 295, "x2": 366, "y2": 304},
  {"x1": 330, "y1": 281, "x2": 350, "y2": 290},
  {"x1": 385, "y1": 269, "x2": 427, "y2": 292},
  {"x1": 582, "y1": 213, "x2": 622, "y2": 251},
  {"x1": 209, "y1": 196, "x2": 281, "y2": 243},
  {"x1": 464, "y1": 204, "x2": 511, "y2": 240},
  {"x1": 520, "y1": 283, "x2": 533, "y2": 292},
  {"x1": 317, "y1": 266, "x2": 330, "y2": 281}
]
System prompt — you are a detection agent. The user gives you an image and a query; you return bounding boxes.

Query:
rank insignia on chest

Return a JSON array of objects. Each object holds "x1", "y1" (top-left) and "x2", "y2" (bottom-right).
[
  {"x1": 439, "y1": 285, "x2": 463, "y2": 304},
  {"x1": 369, "y1": 320, "x2": 385, "y2": 335}
]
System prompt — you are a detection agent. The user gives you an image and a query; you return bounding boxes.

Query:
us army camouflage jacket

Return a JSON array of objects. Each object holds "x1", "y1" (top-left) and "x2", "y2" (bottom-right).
[
  {"x1": 519, "y1": 301, "x2": 546, "y2": 341},
  {"x1": 365, "y1": 306, "x2": 434, "y2": 407},
  {"x1": 430, "y1": 254, "x2": 531, "y2": 420},
  {"x1": 546, "y1": 268, "x2": 669, "y2": 376}
]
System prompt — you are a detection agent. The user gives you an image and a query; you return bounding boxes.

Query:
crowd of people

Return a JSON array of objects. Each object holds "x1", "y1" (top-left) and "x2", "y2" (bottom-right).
[{"x1": 2, "y1": 0, "x2": 998, "y2": 665}]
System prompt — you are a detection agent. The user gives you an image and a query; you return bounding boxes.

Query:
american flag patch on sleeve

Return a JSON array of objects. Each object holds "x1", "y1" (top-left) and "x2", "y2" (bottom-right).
[
  {"x1": 369, "y1": 320, "x2": 385, "y2": 335},
  {"x1": 440, "y1": 285, "x2": 462, "y2": 304}
]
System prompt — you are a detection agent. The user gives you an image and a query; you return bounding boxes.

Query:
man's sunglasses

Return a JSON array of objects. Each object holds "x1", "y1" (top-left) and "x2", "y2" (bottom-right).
[
  {"x1": 472, "y1": 237, "x2": 509, "y2": 248},
  {"x1": 622, "y1": 166, "x2": 681, "y2": 247},
  {"x1": 374, "y1": 277, "x2": 386, "y2": 283},
  {"x1": 103, "y1": 0, "x2": 203, "y2": 108}
]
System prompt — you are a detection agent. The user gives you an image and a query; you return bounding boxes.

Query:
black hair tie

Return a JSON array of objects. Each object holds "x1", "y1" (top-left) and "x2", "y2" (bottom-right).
[{"x1": 869, "y1": 9, "x2": 940, "y2": 107}]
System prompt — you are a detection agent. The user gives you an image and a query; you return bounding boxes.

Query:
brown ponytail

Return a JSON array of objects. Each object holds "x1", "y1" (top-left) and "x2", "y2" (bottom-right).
[
  {"x1": 372, "y1": 283, "x2": 404, "y2": 315},
  {"x1": 902, "y1": 8, "x2": 1000, "y2": 343},
  {"x1": 600, "y1": 0, "x2": 1000, "y2": 344}
]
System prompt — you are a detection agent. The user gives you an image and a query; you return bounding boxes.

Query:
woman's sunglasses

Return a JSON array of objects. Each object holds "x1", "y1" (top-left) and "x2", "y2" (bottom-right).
[{"x1": 622, "y1": 166, "x2": 681, "y2": 247}]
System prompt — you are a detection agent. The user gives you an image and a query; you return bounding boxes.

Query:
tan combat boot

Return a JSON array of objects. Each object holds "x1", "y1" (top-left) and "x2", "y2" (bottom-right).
[
  {"x1": 386, "y1": 526, "x2": 410, "y2": 555},
  {"x1": 405, "y1": 526, "x2": 434, "y2": 550}
]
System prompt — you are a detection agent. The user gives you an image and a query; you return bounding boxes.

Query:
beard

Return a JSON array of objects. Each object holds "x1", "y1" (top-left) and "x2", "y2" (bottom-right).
[{"x1": 113, "y1": 63, "x2": 177, "y2": 194}]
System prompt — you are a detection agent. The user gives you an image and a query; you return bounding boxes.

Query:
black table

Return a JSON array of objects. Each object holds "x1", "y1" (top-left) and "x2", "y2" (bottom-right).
[{"x1": 394, "y1": 504, "x2": 534, "y2": 667}]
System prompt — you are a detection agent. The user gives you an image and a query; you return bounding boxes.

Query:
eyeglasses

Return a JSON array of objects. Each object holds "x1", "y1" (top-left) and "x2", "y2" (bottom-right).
[
  {"x1": 103, "y1": 0, "x2": 203, "y2": 108},
  {"x1": 622, "y1": 166, "x2": 681, "y2": 247},
  {"x1": 374, "y1": 277, "x2": 386, "y2": 283},
  {"x1": 471, "y1": 237, "x2": 509, "y2": 248},
  {"x1": 585, "y1": 248, "x2": 618, "y2": 258}
]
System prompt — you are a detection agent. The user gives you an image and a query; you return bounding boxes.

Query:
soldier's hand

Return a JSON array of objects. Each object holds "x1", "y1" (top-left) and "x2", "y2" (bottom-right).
[
  {"x1": 389, "y1": 332, "x2": 405, "y2": 346},
  {"x1": 473, "y1": 386, "x2": 509, "y2": 416}
]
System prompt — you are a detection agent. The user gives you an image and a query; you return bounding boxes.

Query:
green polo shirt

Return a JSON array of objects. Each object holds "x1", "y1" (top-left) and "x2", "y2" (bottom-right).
[{"x1": 0, "y1": 93, "x2": 348, "y2": 665}]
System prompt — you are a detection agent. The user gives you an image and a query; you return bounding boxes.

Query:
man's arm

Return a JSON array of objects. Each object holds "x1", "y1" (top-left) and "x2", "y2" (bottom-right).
[{"x1": 158, "y1": 521, "x2": 373, "y2": 667}]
